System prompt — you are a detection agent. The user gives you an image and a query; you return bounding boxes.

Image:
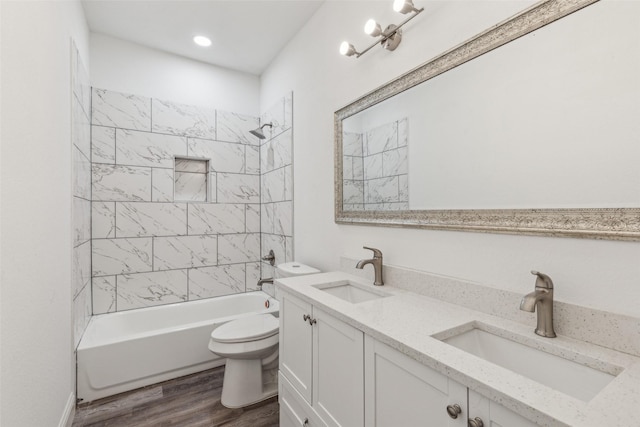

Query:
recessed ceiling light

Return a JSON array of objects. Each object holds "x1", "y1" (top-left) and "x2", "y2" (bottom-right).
[{"x1": 193, "y1": 36, "x2": 212, "y2": 47}]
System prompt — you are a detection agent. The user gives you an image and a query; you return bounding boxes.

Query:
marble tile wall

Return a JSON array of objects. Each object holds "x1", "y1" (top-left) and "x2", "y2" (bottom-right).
[
  {"x1": 343, "y1": 119, "x2": 409, "y2": 211},
  {"x1": 90, "y1": 87, "x2": 263, "y2": 312},
  {"x1": 72, "y1": 41, "x2": 92, "y2": 348},
  {"x1": 259, "y1": 94, "x2": 294, "y2": 282}
]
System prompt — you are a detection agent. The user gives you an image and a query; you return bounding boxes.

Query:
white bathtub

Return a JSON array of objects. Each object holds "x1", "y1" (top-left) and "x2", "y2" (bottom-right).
[{"x1": 77, "y1": 291, "x2": 279, "y2": 402}]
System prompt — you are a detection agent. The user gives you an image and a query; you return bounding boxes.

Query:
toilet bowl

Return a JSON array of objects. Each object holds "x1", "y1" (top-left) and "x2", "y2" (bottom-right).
[
  {"x1": 208, "y1": 314, "x2": 279, "y2": 408},
  {"x1": 208, "y1": 262, "x2": 319, "y2": 408}
]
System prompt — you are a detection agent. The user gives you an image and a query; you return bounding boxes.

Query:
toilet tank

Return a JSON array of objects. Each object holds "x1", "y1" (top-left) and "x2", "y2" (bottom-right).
[{"x1": 276, "y1": 262, "x2": 320, "y2": 278}]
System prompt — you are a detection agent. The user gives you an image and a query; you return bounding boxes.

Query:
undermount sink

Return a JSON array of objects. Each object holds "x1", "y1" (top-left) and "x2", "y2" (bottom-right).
[
  {"x1": 438, "y1": 324, "x2": 619, "y2": 402},
  {"x1": 313, "y1": 280, "x2": 390, "y2": 304}
]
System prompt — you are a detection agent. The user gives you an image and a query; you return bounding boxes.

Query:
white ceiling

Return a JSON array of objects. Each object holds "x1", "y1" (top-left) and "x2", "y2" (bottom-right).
[{"x1": 82, "y1": 0, "x2": 325, "y2": 76}]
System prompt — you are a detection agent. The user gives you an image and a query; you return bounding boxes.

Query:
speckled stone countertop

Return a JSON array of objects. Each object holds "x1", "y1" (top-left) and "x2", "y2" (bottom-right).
[{"x1": 274, "y1": 271, "x2": 640, "y2": 427}]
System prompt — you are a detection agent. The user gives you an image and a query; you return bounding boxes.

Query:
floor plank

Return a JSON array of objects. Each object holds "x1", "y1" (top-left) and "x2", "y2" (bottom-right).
[{"x1": 72, "y1": 367, "x2": 279, "y2": 427}]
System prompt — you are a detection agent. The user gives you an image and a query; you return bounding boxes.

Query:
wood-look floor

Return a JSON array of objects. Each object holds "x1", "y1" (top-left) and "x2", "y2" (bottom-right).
[{"x1": 72, "y1": 366, "x2": 279, "y2": 427}]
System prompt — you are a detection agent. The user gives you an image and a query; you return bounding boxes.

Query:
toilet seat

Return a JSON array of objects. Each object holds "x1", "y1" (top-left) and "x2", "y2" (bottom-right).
[{"x1": 211, "y1": 314, "x2": 279, "y2": 343}]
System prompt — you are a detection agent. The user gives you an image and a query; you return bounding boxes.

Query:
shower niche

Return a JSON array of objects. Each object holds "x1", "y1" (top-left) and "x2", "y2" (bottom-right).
[{"x1": 174, "y1": 157, "x2": 209, "y2": 202}]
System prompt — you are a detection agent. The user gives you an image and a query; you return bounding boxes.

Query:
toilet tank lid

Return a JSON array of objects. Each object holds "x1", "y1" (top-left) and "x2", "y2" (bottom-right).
[{"x1": 277, "y1": 262, "x2": 320, "y2": 275}]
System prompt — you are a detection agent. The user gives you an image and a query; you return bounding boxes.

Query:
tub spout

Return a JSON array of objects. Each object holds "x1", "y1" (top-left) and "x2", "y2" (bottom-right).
[{"x1": 257, "y1": 278, "x2": 274, "y2": 289}]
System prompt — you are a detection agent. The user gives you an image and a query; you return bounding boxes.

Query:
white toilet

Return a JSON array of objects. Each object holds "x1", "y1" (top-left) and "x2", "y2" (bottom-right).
[{"x1": 208, "y1": 262, "x2": 319, "y2": 408}]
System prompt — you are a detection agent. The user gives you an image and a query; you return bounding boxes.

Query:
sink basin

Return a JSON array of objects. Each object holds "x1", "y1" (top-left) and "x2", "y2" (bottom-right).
[
  {"x1": 313, "y1": 280, "x2": 390, "y2": 304},
  {"x1": 439, "y1": 325, "x2": 619, "y2": 402}
]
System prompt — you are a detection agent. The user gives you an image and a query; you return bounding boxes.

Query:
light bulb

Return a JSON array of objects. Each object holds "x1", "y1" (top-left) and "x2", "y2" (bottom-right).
[
  {"x1": 364, "y1": 19, "x2": 382, "y2": 37},
  {"x1": 193, "y1": 35, "x2": 212, "y2": 47},
  {"x1": 393, "y1": 0, "x2": 416, "y2": 14},
  {"x1": 339, "y1": 41, "x2": 357, "y2": 57}
]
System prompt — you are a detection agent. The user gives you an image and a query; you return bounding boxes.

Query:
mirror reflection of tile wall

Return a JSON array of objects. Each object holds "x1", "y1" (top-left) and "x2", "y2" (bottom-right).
[
  {"x1": 90, "y1": 88, "x2": 263, "y2": 313},
  {"x1": 343, "y1": 118, "x2": 408, "y2": 211}
]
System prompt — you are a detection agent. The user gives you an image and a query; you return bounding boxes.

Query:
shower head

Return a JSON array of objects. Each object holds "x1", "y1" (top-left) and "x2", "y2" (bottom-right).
[{"x1": 249, "y1": 123, "x2": 273, "y2": 140}]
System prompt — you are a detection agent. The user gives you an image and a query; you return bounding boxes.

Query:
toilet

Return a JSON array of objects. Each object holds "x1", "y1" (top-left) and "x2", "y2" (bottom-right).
[{"x1": 208, "y1": 262, "x2": 320, "y2": 408}]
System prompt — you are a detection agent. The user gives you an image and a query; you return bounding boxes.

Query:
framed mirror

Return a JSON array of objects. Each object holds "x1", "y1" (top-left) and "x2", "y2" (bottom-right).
[{"x1": 335, "y1": 0, "x2": 640, "y2": 241}]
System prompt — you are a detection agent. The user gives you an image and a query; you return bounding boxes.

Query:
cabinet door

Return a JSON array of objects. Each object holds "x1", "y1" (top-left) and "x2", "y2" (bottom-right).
[
  {"x1": 280, "y1": 294, "x2": 314, "y2": 403},
  {"x1": 313, "y1": 308, "x2": 364, "y2": 427},
  {"x1": 468, "y1": 390, "x2": 539, "y2": 427},
  {"x1": 364, "y1": 337, "x2": 467, "y2": 427},
  {"x1": 280, "y1": 373, "x2": 327, "y2": 427}
]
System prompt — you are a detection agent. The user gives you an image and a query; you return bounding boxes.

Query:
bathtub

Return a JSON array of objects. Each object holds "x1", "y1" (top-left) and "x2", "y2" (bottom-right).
[{"x1": 77, "y1": 291, "x2": 279, "y2": 403}]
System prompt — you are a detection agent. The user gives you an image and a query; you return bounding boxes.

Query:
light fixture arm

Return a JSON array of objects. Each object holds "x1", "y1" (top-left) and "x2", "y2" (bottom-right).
[{"x1": 352, "y1": 7, "x2": 424, "y2": 58}]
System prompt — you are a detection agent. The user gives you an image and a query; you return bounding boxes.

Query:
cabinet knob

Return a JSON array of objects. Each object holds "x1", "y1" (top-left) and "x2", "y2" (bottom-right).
[
  {"x1": 302, "y1": 417, "x2": 309, "y2": 426},
  {"x1": 302, "y1": 314, "x2": 316, "y2": 325},
  {"x1": 468, "y1": 417, "x2": 484, "y2": 427},
  {"x1": 446, "y1": 403, "x2": 462, "y2": 419},
  {"x1": 303, "y1": 314, "x2": 311, "y2": 322}
]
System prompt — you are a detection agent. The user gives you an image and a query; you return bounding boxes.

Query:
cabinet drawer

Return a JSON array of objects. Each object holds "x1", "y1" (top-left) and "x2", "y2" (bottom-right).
[{"x1": 280, "y1": 372, "x2": 327, "y2": 427}]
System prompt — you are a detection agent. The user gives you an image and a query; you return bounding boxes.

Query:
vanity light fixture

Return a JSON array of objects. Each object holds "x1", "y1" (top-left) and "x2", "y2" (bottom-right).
[
  {"x1": 193, "y1": 35, "x2": 212, "y2": 47},
  {"x1": 339, "y1": 0, "x2": 423, "y2": 58}
]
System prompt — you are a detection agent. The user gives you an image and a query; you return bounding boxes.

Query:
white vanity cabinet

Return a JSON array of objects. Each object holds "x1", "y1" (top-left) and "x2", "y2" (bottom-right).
[
  {"x1": 279, "y1": 290, "x2": 539, "y2": 427},
  {"x1": 364, "y1": 337, "x2": 539, "y2": 427},
  {"x1": 279, "y1": 292, "x2": 365, "y2": 427},
  {"x1": 364, "y1": 336, "x2": 467, "y2": 427}
]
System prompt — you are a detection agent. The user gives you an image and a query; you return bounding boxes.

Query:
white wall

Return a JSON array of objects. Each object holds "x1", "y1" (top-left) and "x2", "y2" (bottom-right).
[
  {"x1": 0, "y1": 1, "x2": 90, "y2": 426},
  {"x1": 260, "y1": 0, "x2": 640, "y2": 318},
  {"x1": 90, "y1": 33, "x2": 260, "y2": 116}
]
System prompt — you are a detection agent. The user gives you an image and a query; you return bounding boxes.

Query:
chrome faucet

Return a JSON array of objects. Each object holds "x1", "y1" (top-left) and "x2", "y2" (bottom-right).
[
  {"x1": 356, "y1": 246, "x2": 384, "y2": 286},
  {"x1": 520, "y1": 271, "x2": 556, "y2": 338}
]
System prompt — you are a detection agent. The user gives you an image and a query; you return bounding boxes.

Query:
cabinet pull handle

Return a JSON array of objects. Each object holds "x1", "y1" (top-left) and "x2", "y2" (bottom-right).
[
  {"x1": 302, "y1": 314, "x2": 316, "y2": 325},
  {"x1": 468, "y1": 417, "x2": 484, "y2": 427},
  {"x1": 446, "y1": 404, "x2": 462, "y2": 419},
  {"x1": 302, "y1": 417, "x2": 309, "y2": 426}
]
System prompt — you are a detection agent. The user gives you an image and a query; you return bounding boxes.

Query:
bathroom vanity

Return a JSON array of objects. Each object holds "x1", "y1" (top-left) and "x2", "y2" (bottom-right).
[
  {"x1": 279, "y1": 292, "x2": 364, "y2": 426},
  {"x1": 275, "y1": 272, "x2": 640, "y2": 427}
]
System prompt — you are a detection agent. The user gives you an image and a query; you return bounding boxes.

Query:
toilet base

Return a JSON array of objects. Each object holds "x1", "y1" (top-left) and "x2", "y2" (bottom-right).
[{"x1": 220, "y1": 359, "x2": 278, "y2": 408}]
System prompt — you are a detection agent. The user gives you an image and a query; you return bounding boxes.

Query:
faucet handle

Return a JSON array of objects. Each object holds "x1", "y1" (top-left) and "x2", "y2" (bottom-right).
[
  {"x1": 531, "y1": 270, "x2": 554, "y2": 289},
  {"x1": 363, "y1": 246, "x2": 383, "y2": 258}
]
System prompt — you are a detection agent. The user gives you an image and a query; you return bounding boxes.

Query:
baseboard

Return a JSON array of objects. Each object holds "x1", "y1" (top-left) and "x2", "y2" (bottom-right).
[{"x1": 59, "y1": 392, "x2": 76, "y2": 427}]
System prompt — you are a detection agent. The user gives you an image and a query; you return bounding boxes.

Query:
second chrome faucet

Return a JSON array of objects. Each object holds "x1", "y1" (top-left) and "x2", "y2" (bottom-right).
[
  {"x1": 520, "y1": 270, "x2": 556, "y2": 338},
  {"x1": 356, "y1": 246, "x2": 384, "y2": 286}
]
